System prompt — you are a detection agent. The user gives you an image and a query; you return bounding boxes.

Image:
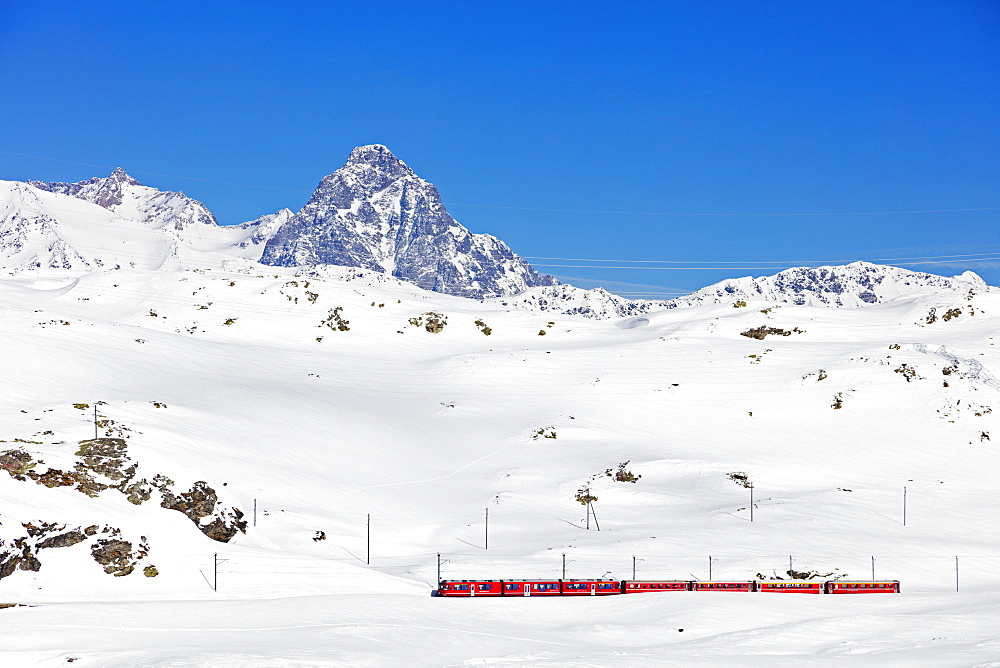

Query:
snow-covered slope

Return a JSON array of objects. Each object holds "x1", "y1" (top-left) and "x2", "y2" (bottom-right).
[
  {"x1": 1, "y1": 264, "x2": 998, "y2": 664},
  {"x1": 494, "y1": 262, "x2": 992, "y2": 319},
  {"x1": 0, "y1": 177, "x2": 284, "y2": 272},
  {"x1": 679, "y1": 261, "x2": 989, "y2": 307},
  {"x1": 260, "y1": 144, "x2": 558, "y2": 297},
  {"x1": 30, "y1": 167, "x2": 220, "y2": 231}
]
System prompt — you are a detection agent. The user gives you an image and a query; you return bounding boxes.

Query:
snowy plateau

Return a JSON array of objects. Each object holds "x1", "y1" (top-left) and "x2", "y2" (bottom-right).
[{"x1": 0, "y1": 154, "x2": 999, "y2": 665}]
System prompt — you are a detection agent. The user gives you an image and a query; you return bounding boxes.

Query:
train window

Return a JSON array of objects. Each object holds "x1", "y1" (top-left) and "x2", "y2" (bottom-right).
[
  {"x1": 479, "y1": 584, "x2": 492, "y2": 591},
  {"x1": 505, "y1": 584, "x2": 518, "y2": 590}
]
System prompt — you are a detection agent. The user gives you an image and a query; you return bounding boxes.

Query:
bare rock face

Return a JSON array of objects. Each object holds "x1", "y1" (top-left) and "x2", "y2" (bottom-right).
[
  {"x1": 37, "y1": 531, "x2": 85, "y2": 550},
  {"x1": 261, "y1": 145, "x2": 557, "y2": 298},
  {"x1": 0, "y1": 539, "x2": 32, "y2": 578},
  {"x1": 90, "y1": 539, "x2": 138, "y2": 577},
  {"x1": 0, "y1": 449, "x2": 35, "y2": 477},
  {"x1": 160, "y1": 481, "x2": 248, "y2": 542},
  {"x1": 75, "y1": 438, "x2": 131, "y2": 480},
  {"x1": 161, "y1": 480, "x2": 218, "y2": 520}
]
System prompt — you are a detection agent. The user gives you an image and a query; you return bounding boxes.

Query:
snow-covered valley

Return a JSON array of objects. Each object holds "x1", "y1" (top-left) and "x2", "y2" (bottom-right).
[{"x1": 1, "y1": 263, "x2": 998, "y2": 665}]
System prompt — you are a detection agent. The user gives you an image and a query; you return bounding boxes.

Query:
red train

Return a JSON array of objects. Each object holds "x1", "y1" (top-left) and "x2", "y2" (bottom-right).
[{"x1": 434, "y1": 579, "x2": 900, "y2": 597}]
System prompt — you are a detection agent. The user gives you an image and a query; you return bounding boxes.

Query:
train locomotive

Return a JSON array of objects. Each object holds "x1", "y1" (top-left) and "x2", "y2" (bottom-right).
[{"x1": 433, "y1": 578, "x2": 900, "y2": 597}]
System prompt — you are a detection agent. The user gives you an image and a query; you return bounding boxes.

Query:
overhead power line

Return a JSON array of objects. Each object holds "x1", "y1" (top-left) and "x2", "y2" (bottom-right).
[
  {"x1": 525, "y1": 252, "x2": 1000, "y2": 264},
  {"x1": 3, "y1": 149, "x2": 997, "y2": 216},
  {"x1": 443, "y1": 202, "x2": 1000, "y2": 216},
  {"x1": 534, "y1": 257, "x2": 1000, "y2": 270}
]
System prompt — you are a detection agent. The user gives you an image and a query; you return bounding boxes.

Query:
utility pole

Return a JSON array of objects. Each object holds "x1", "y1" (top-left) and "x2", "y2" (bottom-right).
[
  {"x1": 485, "y1": 507, "x2": 488, "y2": 550},
  {"x1": 93, "y1": 404, "x2": 98, "y2": 440},
  {"x1": 955, "y1": 556, "x2": 959, "y2": 592},
  {"x1": 366, "y1": 513, "x2": 371, "y2": 565},
  {"x1": 903, "y1": 486, "x2": 907, "y2": 526},
  {"x1": 633, "y1": 555, "x2": 636, "y2": 580},
  {"x1": 789, "y1": 555, "x2": 793, "y2": 576},
  {"x1": 253, "y1": 499, "x2": 257, "y2": 527},
  {"x1": 437, "y1": 552, "x2": 441, "y2": 585},
  {"x1": 562, "y1": 553, "x2": 566, "y2": 579},
  {"x1": 750, "y1": 484, "x2": 754, "y2": 522},
  {"x1": 708, "y1": 555, "x2": 713, "y2": 580},
  {"x1": 871, "y1": 556, "x2": 875, "y2": 580},
  {"x1": 589, "y1": 501, "x2": 600, "y2": 531}
]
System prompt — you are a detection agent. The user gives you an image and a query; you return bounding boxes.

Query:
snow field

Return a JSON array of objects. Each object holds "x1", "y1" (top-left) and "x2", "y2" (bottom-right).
[{"x1": 1, "y1": 267, "x2": 999, "y2": 664}]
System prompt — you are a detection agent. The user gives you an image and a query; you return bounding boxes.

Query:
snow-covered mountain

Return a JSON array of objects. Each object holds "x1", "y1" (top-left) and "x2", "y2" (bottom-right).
[
  {"x1": 679, "y1": 261, "x2": 988, "y2": 307},
  {"x1": 259, "y1": 144, "x2": 557, "y2": 298},
  {"x1": 493, "y1": 262, "x2": 991, "y2": 319},
  {"x1": 2, "y1": 158, "x2": 992, "y2": 317},
  {"x1": 30, "y1": 167, "x2": 220, "y2": 231},
  {"x1": 1, "y1": 174, "x2": 285, "y2": 271}
]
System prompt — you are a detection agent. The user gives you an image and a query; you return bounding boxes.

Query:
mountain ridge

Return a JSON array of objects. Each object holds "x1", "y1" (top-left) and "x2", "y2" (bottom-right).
[
  {"x1": 2, "y1": 148, "x2": 993, "y2": 313},
  {"x1": 259, "y1": 144, "x2": 558, "y2": 298}
]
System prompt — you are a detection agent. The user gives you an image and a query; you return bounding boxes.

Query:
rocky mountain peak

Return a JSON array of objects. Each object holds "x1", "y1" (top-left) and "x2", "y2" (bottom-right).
[
  {"x1": 30, "y1": 168, "x2": 142, "y2": 210},
  {"x1": 311, "y1": 144, "x2": 417, "y2": 202},
  {"x1": 107, "y1": 167, "x2": 141, "y2": 186},
  {"x1": 261, "y1": 145, "x2": 556, "y2": 298}
]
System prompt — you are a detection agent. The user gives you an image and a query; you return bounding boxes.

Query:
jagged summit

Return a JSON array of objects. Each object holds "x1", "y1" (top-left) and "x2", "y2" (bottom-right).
[
  {"x1": 260, "y1": 145, "x2": 557, "y2": 298},
  {"x1": 30, "y1": 169, "x2": 218, "y2": 230},
  {"x1": 345, "y1": 144, "x2": 415, "y2": 179},
  {"x1": 30, "y1": 168, "x2": 142, "y2": 210}
]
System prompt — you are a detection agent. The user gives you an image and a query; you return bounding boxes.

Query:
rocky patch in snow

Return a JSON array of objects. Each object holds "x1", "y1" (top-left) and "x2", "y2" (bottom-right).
[
  {"x1": 0, "y1": 521, "x2": 150, "y2": 580},
  {"x1": 0, "y1": 437, "x2": 246, "y2": 543}
]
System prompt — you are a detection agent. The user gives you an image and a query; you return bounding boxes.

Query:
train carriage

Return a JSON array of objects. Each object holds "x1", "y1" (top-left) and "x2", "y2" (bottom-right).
[
  {"x1": 692, "y1": 581, "x2": 757, "y2": 592},
  {"x1": 622, "y1": 580, "x2": 692, "y2": 593},
  {"x1": 501, "y1": 579, "x2": 562, "y2": 596},
  {"x1": 435, "y1": 579, "x2": 503, "y2": 597},
  {"x1": 561, "y1": 579, "x2": 622, "y2": 595},
  {"x1": 759, "y1": 581, "x2": 823, "y2": 594},
  {"x1": 824, "y1": 580, "x2": 900, "y2": 594}
]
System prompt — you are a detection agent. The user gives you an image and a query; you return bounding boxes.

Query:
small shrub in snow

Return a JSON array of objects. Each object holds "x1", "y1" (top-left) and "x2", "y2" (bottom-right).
[
  {"x1": 408, "y1": 312, "x2": 447, "y2": 333},
  {"x1": 320, "y1": 307, "x2": 350, "y2": 331},
  {"x1": 606, "y1": 461, "x2": 641, "y2": 483},
  {"x1": 942, "y1": 307, "x2": 962, "y2": 322},
  {"x1": 740, "y1": 326, "x2": 803, "y2": 340}
]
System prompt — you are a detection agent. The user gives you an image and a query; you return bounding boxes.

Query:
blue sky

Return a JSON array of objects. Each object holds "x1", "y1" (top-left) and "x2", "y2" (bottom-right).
[{"x1": 1, "y1": 0, "x2": 997, "y2": 296}]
